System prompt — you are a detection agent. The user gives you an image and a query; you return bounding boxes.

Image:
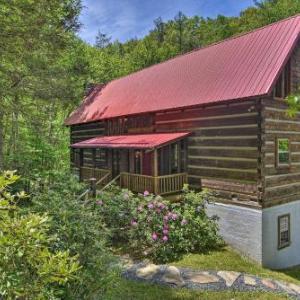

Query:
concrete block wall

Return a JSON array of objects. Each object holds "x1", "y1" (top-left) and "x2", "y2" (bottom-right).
[{"x1": 206, "y1": 202, "x2": 262, "y2": 263}]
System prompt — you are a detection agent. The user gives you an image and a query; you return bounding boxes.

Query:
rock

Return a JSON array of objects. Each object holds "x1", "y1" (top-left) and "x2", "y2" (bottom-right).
[
  {"x1": 185, "y1": 271, "x2": 220, "y2": 284},
  {"x1": 287, "y1": 283, "x2": 300, "y2": 294},
  {"x1": 244, "y1": 275, "x2": 257, "y2": 286},
  {"x1": 136, "y1": 264, "x2": 160, "y2": 280},
  {"x1": 161, "y1": 266, "x2": 185, "y2": 287},
  {"x1": 217, "y1": 271, "x2": 240, "y2": 287},
  {"x1": 261, "y1": 279, "x2": 277, "y2": 290},
  {"x1": 276, "y1": 281, "x2": 296, "y2": 295}
]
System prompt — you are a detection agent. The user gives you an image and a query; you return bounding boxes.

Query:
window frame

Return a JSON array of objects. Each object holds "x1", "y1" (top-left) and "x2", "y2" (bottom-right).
[
  {"x1": 273, "y1": 59, "x2": 291, "y2": 100},
  {"x1": 278, "y1": 214, "x2": 291, "y2": 250},
  {"x1": 276, "y1": 137, "x2": 290, "y2": 167}
]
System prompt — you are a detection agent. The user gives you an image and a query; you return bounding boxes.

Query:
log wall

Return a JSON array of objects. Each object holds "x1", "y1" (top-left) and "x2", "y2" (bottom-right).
[
  {"x1": 154, "y1": 100, "x2": 261, "y2": 205},
  {"x1": 261, "y1": 97, "x2": 300, "y2": 208},
  {"x1": 261, "y1": 41, "x2": 300, "y2": 208}
]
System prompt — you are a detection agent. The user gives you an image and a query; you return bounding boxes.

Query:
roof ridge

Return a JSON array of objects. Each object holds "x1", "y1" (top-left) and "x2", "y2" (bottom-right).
[{"x1": 99, "y1": 13, "x2": 300, "y2": 86}]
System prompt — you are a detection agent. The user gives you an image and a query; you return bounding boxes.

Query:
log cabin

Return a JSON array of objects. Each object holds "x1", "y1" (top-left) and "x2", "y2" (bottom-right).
[{"x1": 65, "y1": 15, "x2": 300, "y2": 269}]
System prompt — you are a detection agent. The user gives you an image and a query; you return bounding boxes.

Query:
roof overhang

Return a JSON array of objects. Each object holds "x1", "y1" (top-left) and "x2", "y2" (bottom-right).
[{"x1": 71, "y1": 132, "x2": 191, "y2": 150}]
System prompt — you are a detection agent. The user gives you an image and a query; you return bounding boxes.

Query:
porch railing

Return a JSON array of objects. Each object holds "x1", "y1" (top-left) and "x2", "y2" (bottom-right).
[
  {"x1": 120, "y1": 172, "x2": 188, "y2": 195},
  {"x1": 120, "y1": 172, "x2": 155, "y2": 194},
  {"x1": 157, "y1": 173, "x2": 188, "y2": 195},
  {"x1": 80, "y1": 167, "x2": 112, "y2": 186}
]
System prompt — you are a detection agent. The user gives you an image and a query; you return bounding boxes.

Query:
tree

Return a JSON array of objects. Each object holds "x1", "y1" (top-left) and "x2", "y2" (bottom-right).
[
  {"x1": 0, "y1": 0, "x2": 83, "y2": 172},
  {"x1": 153, "y1": 17, "x2": 165, "y2": 43},
  {"x1": 174, "y1": 11, "x2": 186, "y2": 53},
  {"x1": 95, "y1": 30, "x2": 112, "y2": 48}
]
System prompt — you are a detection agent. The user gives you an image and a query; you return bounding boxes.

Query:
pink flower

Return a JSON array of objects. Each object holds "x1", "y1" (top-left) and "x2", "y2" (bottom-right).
[
  {"x1": 163, "y1": 215, "x2": 169, "y2": 222},
  {"x1": 163, "y1": 229, "x2": 169, "y2": 235},
  {"x1": 152, "y1": 232, "x2": 158, "y2": 241},
  {"x1": 167, "y1": 212, "x2": 172, "y2": 217},
  {"x1": 162, "y1": 235, "x2": 168, "y2": 242},
  {"x1": 181, "y1": 219, "x2": 188, "y2": 225},
  {"x1": 130, "y1": 219, "x2": 138, "y2": 227},
  {"x1": 156, "y1": 208, "x2": 161, "y2": 214},
  {"x1": 159, "y1": 203, "x2": 166, "y2": 210},
  {"x1": 144, "y1": 190, "x2": 150, "y2": 197},
  {"x1": 163, "y1": 224, "x2": 169, "y2": 230},
  {"x1": 148, "y1": 203, "x2": 154, "y2": 209},
  {"x1": 171, "y1": 213, "x2": 178, "y2": 221},
  {"x1": 96, "y1": 200, "x2": 103, "y2": 206}
]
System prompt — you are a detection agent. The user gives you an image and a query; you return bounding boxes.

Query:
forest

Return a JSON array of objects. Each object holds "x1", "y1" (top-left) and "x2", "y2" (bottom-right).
[{"x1": 1, "y1": 1, "x2": 300, "y2": 299}]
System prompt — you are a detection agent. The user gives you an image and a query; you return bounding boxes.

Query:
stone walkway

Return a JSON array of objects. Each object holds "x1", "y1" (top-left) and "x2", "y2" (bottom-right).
[{"x1": 121, "y1": 260, "x2": 300, "y2": 298}]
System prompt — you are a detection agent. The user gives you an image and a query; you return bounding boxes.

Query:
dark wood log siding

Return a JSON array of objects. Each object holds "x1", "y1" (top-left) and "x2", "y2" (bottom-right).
[
  {"x1": 71, "y1": 121, "x2": 105, "y2": 144},
  {"x1": 70, "y1": 121, "x2": 106, "y2": 169},
  {"x1": 154, "y1": 100, "x2": 261, "y2": 203},
  {"x1": 261, "y1": 97, "x2": 300, "y2": 208}
]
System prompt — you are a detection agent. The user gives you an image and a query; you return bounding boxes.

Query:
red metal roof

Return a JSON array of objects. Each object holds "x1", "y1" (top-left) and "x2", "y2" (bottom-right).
[
  {"x1": 71, "y1": 132, "x2": 191, "y2": 149},
  {"x1": 65, "y1": 15, "x2": 300, "y2": 125}
]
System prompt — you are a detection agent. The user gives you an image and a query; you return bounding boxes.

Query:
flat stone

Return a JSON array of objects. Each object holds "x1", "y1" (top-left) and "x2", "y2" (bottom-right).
[
  {"x1": 244, "y1": 275, "x2": 257, "y2": 286},
  {"x1": 161, "y1": 266, "x2": 185, "y2": 287},
  {"x1": 287, "y1": 283, "x2": 300, "y2": 294},
  {"x1": 185, "y1": 271, "x2": 220, "y2": 284},
  {"x1": 276, "y1": 281, "x2": 296, "y2": 295},
  {"x1": 136, "y1": 264, "x2": 160, "y2": 280},
  {"x1": 217, "y1": 271, "x2": 240, "y2": 287},
  {"x1": 261, "y1": 279, "x2": 277, "y2": 290}
]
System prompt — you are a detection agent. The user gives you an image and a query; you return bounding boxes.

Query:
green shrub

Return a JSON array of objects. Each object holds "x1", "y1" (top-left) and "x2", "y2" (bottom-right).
[
  {"x1": 0, "y1": 171, "x2": 80, "y2": 300},
  {"x1": 29, "y1": 171, "x2": 119, "y2": 299},
  {"x1": 97, "y1": 185, "x2": 223, "y2": 263}
]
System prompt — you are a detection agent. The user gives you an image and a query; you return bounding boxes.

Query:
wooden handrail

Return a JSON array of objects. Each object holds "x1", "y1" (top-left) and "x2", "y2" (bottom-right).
[
  {"x1": 95, "y1": 172, "x2": 111, "y2": 186},
  {"x1": 157, "y1": 173, "x2": 187, "y2": 179},
  {"x1": 77, "y1": 188, "x2": 90, "y2": 201},
  {"x1": 100, "y1": 174, "x2": 121, "y2": 192},
  {"x1": 120, "y1": 172, "x2": 154, "y2": 179}
]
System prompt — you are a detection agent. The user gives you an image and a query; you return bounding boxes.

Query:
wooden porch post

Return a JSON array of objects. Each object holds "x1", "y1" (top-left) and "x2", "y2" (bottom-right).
[{"x1": 154, "y1": 148, "x2": 159, "y2": 194}]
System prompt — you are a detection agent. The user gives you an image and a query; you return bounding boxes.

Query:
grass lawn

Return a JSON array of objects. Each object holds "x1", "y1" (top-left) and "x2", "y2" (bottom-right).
[{"x1": 107, "y1": 246, "x2": 299, "y2": 299}]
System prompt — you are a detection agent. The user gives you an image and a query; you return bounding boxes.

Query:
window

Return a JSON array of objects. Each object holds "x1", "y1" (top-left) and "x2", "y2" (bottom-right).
[
  {"x1": 274, "y1": 60, "x2": 291, "y2": 99},
  {"x1": 278, "y1": 214, "x2": 291, "y2": 249},
  {"x1": 276, "y1": 138, "x2": 290, "y2": 166}
]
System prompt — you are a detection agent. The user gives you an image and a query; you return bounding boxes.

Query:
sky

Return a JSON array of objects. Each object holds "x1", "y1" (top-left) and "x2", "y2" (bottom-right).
[{"x1": 78, "y1": 0, "x2": 254, "y2": 45}]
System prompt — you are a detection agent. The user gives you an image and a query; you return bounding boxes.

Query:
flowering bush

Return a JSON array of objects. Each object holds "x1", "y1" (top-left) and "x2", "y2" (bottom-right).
[{"x1": 97, "y1": 185, "x2": 223, "y2": 263}]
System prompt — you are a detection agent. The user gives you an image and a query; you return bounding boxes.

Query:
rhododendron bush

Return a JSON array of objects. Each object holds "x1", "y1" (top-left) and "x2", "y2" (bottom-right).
[{"x1": 97, "y1": 185, "x2": 223, "y2": 263}]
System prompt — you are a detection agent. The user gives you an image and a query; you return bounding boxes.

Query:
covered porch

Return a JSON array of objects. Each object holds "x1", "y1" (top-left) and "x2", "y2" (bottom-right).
[{"x1": 71, "y1": 132, "x2": 190, "y2": 195}]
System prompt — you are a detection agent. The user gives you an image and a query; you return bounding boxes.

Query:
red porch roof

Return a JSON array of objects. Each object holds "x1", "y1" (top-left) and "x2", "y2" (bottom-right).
[
  {"x1": 65, "y1": 15, "x2": 300, "y2": 125},
  {"x1": 71, "y1": 132, "x2": 190, "y2": 149}
]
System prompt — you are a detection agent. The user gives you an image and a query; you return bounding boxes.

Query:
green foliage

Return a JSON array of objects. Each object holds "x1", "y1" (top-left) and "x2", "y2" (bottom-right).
[
  {"x1": 286, "y1": 93, "x2": 300, "y2": 117},
  {"x1": 29, "y1": 171, "x2": 119, "y2": 299},
  {"x1": 0, "y1": 171, "x2": 80, "y2": 299},
  {"x1": 97, "y1": 185, "x2": 223, "y2": 263}
]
